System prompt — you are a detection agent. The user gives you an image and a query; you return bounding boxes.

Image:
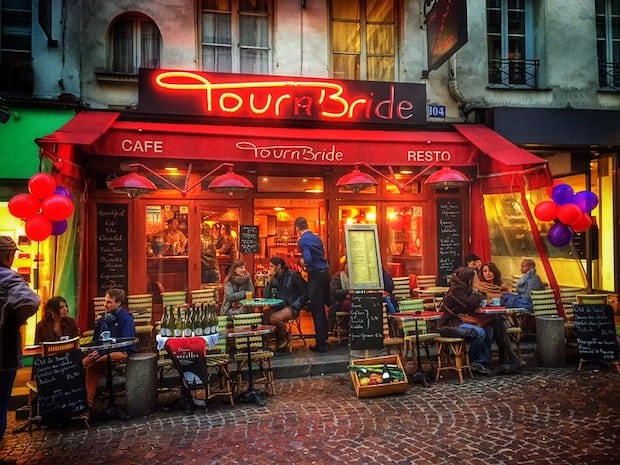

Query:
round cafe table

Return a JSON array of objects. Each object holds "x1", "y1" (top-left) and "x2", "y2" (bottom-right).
[
  {"x1": 80, "y1": 336, "x2": 137, "y2": 420},
  {"x1": 226, "y1": 324, "x2": 275, "y2": 407},
  {"x1": 240, "y1": 297, "x2": 284, "y2": 312}
]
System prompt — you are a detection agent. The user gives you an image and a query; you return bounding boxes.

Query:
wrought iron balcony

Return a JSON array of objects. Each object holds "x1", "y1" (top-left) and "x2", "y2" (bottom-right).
[
  {"x1": 488, "y1": 58, "x2": 539, "y2": 89},
  {"x1": 598, "y1": 62, "x2": 620, "y2": 92}
]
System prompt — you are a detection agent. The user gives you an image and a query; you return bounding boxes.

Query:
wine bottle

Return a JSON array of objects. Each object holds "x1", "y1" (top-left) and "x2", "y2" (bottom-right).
[
  {"x1": 382, "y1": 364, "x2": 392, "y2": 383},
  {"x1": 182, "y1": 307, "x2": 193, "y2": 337},
  {"x1": 173, "y1": 307, "x2": 183, "y2": 337},
  {"x1": 160, "y1": 306, "x2": 171, "y2": 337},
  {"x1": 209, "y1": 304, "x2": 218, "y2": 335},
  {"x1": 194, "y1": 304, "x2": 204, "y2": 336}
]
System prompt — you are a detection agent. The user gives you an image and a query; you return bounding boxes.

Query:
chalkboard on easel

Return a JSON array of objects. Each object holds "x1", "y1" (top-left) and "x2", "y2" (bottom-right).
[
  {"x1": 437, "y1": 199, "x2": 462, "y2": 285},
  {"x1": 573, "y1": 304, "x2": 618, "y2": 363},
  {"x1": 239, "y1": 225, "x2": 259, "y2": 254},
  {"x1": 349, "y1": 292, "x2": 384, "y2": 350},
  {"x1": 33, "y1": 350, "x2": 88, "y2": 425}
]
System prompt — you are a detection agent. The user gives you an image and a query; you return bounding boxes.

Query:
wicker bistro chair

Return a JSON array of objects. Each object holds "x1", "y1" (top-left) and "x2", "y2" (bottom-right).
[
  {"x1": 399, "y1": 299, "x2": 440, "y2": 365},
  {"x1": 92, "y1": 296, "x2": 106, "y2": 320},
  {"x1": 285, "y1": 312, "x2": 307, "y2": 351},
  {"x1": 576, "y1": 293, "x2": 609, "y2": 305},
  {"x1": 231, "y1": 313, "x2": 276, "y2": 396},
  {"x1": 127, "y1": 294, "x2": 153, "y2": 326},
  {"x1": 392, "y1": 276, "x2": 411, "y2": 301},
  {"x1": 190, "y1": 288, "x2": 218, "y2": 305},
  {"x1": 382, "y1": 303, "x2": 404, "y2": 360},
  {"x1": 331, "y1": 309, "x2": 350, "y2": 344},
  {"x1": 204, "y1": 316, "x2": 235, "y2": 406},
  {"x1": 434, "y1": 336, "x2": 473, "y2": 383}
]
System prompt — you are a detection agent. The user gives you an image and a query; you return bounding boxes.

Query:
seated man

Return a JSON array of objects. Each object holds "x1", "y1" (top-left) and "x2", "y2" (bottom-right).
[
  {"x1": 500, "y1": 258, "x2": 545, "y2": 311},
  {"x1": 263, "y1": 256, "x2": 308, "y2": 351},
  {"x1": 82, "y1": 288, "x2": 136, "y2": 410}
]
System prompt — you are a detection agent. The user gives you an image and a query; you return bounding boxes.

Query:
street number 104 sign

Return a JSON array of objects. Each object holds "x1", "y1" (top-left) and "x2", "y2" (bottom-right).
[{"x1": 345, "y1": 224, "x2": 384, "y2": 291}]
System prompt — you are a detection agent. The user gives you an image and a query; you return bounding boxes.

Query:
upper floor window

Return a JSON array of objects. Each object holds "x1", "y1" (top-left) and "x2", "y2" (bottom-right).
[
  {"x1": 110, "y1": 14, "x2": 161, "y2": 74},
  {"x1": 486, "y1": 0, "x2": 538, "y2": 89},
  {"x1": 0, "y1": 0, "x2": 32, "y2": 66},
  {"x1": 330, "y1": 0, "x2": 396, "y2": 81},
  {"x1": 200, "y1": 0, "x2": 270, "y2": 74},
  {"x1": 596, "y1": 0, "x2": 620, "y2": 91}
]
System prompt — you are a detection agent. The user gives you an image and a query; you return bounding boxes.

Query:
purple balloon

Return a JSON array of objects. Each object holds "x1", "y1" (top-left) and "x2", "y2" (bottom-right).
[
  {"x1": 51, "y1": 219, "x2": 68, "y2": 236},
  {"x1": 54, "y1": 185, "x2": 73, "y2": 200},
  {"x1": 573, "y1": 190, "x2": 598, "y2": 213},
  {"x1": 551, "y1": 184, "x2": 575, "y2": 205},
  {"x1": 548, "y1": 222, "x2": 573, "y2": 248}
]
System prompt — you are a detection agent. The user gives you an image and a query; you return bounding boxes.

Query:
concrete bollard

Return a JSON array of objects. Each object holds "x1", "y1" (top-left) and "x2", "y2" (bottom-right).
[
  {"x1": 536, "y1": 315, "x2": 566, "y2": 367},
  {"x1": 125, "y1": 352, "x2": 158, "y2": 418}
]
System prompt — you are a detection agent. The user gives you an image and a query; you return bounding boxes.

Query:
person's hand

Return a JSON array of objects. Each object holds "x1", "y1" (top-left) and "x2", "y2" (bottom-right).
[{"x1": 87, "y1": 350, "x2": 100, "y2": 361}]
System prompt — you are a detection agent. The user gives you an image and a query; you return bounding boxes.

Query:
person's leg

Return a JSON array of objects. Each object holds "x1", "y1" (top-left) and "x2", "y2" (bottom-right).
[
  {"x1": 308, "y1": 270, "x2": 330, "y2": 351},
  {"x1": 270, "y1": 307, "x2": 293, "y2": 349},
  {"x1": 83, "y1": 357, "x2": 103, "y2": 408},
  {"x1": 460, "y1": 323, "x2": 489, "y2": 372},
  {"x1": 0, "y1": 368, "x2": 17, "y2": 441}
]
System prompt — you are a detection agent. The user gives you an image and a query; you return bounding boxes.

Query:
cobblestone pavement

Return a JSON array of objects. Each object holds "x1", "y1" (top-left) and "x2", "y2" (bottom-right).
[{"x1": 1, "y1": 366, "x2": 618, "y2": 465}]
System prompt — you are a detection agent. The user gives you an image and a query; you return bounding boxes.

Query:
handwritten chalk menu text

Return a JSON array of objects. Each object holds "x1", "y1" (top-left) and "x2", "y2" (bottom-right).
[
  {"x1": 239, "y1": 225, "x2": 259, "y2": 254},
  {"x1": 573, "y1": 304, "x2": 619, "y2": 362},
  {"x1": 349, "y1": 292, "x2": 384, "y2": 350},
  {"x1": 437, "y1": 199, "x2": 462, "y2": 285},
  {"x1": 34, "y1": 349, "x2": 88, "y2": 425},
  {"x1": 97, "y1": 204, "x2": 129, "y2": 296}
]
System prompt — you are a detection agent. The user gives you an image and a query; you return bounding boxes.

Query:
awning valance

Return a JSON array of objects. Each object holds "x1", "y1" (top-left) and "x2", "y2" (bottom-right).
[{"x1": 36, "y1": 111, "x2": 120, "y2": 146}]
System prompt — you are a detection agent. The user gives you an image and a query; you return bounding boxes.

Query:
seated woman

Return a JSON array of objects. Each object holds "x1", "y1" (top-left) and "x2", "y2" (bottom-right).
[
  {"x1": 220, "y1": 259, "x2": 254, "y2": 317},
  {"x1": 478, "y1": 262, "x2": 509, "y2": 300},
  {"x1": 35, "y1": 296, "x2": 79, "y2": 344},
  {"x1": 437, "y1": 267, "x2": 491, "y2": 375},
  {"x1": 263, "y1": 256, "x2": 308, "y2": 351},
  {"x1": 328, "y1": 259, "x2": 351, "y2": 334}
]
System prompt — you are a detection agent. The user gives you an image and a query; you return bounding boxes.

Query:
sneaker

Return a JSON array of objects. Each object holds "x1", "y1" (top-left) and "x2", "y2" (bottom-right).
[{"x1": 471, "y1": 362, "x2": 491, "y2": 375}]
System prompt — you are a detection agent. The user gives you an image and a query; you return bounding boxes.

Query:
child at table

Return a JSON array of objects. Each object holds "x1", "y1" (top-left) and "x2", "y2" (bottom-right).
[{"x1": 221, "y1": 259, "x2": 254, "y2": 317}]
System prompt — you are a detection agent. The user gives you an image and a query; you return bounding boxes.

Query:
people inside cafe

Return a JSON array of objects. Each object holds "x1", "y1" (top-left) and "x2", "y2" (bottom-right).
[
  {"x1": 221, "y1": 259, "x2": 254, "y2": 317},
  {"x1": 82, "y1": 288, "x2": 136, "y2": 409},
  {"x1": 165, "y1": 218, "x2": 188, "y2": 255},
  {"x1": 201, "y1": 223, "x2": 220, "y2": 283},
  {"x1": 35, "y1": 296, "x2": 79, "y2": 344},
  {"x1": 328, "y1": 257, "x2": 351, "y2": 334},
  {"x1": 500, "y1": 258, "x2": 545, "y2": 311},
  {"x1": 216, "y1": 223, "x2": 237, "y2": 275},
  {"x1": 382, "y1": 265, "x2": 398, "y2": 314},
  {"x1": 437, "y1": 267, "x2": 491, "y2": 375},
  {"x1": 263, "y1": 256, "x2": 308, "y2": 352}
]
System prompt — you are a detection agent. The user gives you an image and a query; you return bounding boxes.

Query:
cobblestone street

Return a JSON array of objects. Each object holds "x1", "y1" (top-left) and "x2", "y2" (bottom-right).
[{"x1": 1, "y1": 365, "x2": 618, "y2": 465}]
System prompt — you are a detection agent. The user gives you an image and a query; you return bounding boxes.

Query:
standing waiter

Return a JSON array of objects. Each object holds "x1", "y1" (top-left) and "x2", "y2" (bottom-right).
[{"x1": 295, "y1": 217, "x2": 330, "y2": 353}]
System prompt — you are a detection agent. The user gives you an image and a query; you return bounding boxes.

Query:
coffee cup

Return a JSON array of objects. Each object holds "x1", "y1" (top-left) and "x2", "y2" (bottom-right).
[
  {"x1": 100, "y1": 330, "x2": 111, "y2": 341},
  {"x1": 491, "y1": 297, "x2": 501, "y2": 306},
  {"x1": 480, "y1": 299, "x2": 487, "y2": 308}
]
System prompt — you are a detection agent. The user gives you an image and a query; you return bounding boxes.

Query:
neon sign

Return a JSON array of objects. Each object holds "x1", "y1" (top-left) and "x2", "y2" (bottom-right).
[{"x1": 138, "y1": 69, "x2": 427, "y2": 126}]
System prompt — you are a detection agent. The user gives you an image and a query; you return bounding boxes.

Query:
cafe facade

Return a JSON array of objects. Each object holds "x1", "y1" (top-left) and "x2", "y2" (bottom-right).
[{"x1": 32, "y1": 69, "x2": 560, "y2": 330}]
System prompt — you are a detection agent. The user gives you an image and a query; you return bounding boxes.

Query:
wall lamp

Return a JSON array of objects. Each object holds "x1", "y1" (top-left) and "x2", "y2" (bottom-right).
[
  {"x1": 424, "y1": 166, "x2": 470, "y2": 190},
  {"x1": 109, "y1": 162, "x2": 253, "y2": 198},
  {"x1": 336, "y1": 162, "x2": 439, "y2": 193}
]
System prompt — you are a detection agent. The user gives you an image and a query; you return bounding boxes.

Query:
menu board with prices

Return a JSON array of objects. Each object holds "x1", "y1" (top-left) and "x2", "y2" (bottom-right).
[
  {"x1": 573, "y1": 304, "x2": 619, "y2": 363},
  {"x1": 349, "y1": 292, "x2": 384, "y2": 350},
  {"x1": 239, "y1": 225, "x2": 259, "y2": 254},
  {"x1": 96, "y1": 204, "x2": 129, "y2": 296},
  {"x1": 437, "y1": 199, "x2": 462, "y2": 285}
]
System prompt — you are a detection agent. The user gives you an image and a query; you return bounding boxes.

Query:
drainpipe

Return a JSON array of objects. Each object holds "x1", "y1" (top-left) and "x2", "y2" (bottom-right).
[{"x1": 447, "y1": 55, "x2": 467, "y2": 119}]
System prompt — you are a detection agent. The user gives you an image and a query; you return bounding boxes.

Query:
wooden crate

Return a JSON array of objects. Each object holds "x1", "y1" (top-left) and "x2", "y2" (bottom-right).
[{"x1": 350, "y1": 355, "x2": 409, "y2": 398}]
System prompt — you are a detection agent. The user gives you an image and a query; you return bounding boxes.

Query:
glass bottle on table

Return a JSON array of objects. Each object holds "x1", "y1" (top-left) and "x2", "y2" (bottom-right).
[
  {"x1": 182, "y1": 307, "x2": 193, "y2": 337},
  {"x1": 173, "y1": 307, "x2": 183, "y2": 337},
  {"x1": 160, "y1": 306, "x2": 171, "y2": 337},
  {"x1": 194, "y1": 304, "x2": 204, "y2": 336},
  {"x1": 209, "y1": 304, "x2": 218, "y2": 335}
]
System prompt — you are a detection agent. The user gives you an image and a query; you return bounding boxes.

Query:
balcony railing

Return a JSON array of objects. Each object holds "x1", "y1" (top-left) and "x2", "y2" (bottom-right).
[
  {"x1": 598, "y1": 62, "x2": 620, "y2": 92},
  {"x1": 488, "y1": 58, "x2": 539, "y2": 89}
]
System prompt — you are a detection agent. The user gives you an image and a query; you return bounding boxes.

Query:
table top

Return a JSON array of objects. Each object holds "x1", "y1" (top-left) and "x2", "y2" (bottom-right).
[
  {"x1": 226, "y1": 324, "x2": 276, "y2": 338},
  {"x1": 390, "y1": 311, "x2": 443, "y2": 321},
  {"x1": 80, "y1": 336, "x2": 137, "y2": 352},
  {"x1": 240, "y1": 298, "x2": 284, "y2": 308},
  {"x1": 476, "y1": 306, "x2": 527, "y2": 314},
  {"x1": 23, "y1": 345, "x2": 42, "y2": 356},
  {"x1": 414, "y1": 286, "x2": 450, "y2": 295}
]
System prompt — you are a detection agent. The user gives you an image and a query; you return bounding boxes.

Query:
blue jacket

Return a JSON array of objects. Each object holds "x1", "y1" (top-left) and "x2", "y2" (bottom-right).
[
  {"x1": 93, "y1": 306, "x2": 136, "y2": 355},
  {"x1": 298, "y1": 231, "x2": 329, "y2": 273}
]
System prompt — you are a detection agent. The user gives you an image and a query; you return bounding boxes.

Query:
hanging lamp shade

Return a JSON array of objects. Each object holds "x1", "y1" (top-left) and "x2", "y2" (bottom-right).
[
  {"x1": 109, "y1": 172, "x2": 158, "y2": 198},
  {"x1": 207, "y1": 166, "x2": 253, "y2": 194},
  {"x1": 424, "y1": 167, "x2": 470, "y2": 190},
  {"x1": 336, "y1": 165, "x2": 379, "y2": 193}
]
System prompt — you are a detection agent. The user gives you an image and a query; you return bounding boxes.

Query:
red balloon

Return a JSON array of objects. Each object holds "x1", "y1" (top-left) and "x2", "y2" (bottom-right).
[
  {"x1": 28, "y1": 173, "x2": 56, "y2": 199},
  {"x1": 42, "y1": 194, "x2": 74, "y2": 221},
  {"x1": 534, "y1": 201, "x2": 558, "y2": 222},
  {"x1": 557, "y1": 203, "x2": 582, "y2": 226},
  {"x1": 8, "y1": 193, "x2": 40, "y2": 219},
  {"x1": 572, "y1": 213, "x2": 592, "y2": 232},
  {"x1": 25, "y1": 215, "x2": 52, "y2": 241}
]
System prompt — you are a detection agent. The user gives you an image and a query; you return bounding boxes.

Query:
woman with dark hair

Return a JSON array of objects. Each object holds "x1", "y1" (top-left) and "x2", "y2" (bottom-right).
[
  {"x1": 220, "y1": 259, "x2": 254, "y2": 317},
  {"x1": 35, "y1": 296, "x2": 79, "y2": 344},
  {"x1": 437, "y1": 267, "x2": 491, "y2": 374},
  {"x1": 478, "y1": 262, "x2": 509, "y2": 300}
]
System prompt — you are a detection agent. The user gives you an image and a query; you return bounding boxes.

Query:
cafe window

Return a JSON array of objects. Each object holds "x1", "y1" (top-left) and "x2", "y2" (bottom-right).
[
  {"x1": 257, "y1": 176, "x2": 324, "y2": 193},
  {"x1": 330, "y1": 0, "x2": 396, "y2": 81},
  {"x1": 200, "y1": 0, "x2": 271, "y2": 74},
  {"x1": 200, "y1": 206, "x2": 239, "y2": 286},
  {"x1": 596, "y1": 0, "x2": 620, "y2": 90},
  {"x1": 109, "y1": 13, "x2": 162, "y2": 74},
  {"x1": 146, "y1": 204, "x2": 189, "y2": 292}
]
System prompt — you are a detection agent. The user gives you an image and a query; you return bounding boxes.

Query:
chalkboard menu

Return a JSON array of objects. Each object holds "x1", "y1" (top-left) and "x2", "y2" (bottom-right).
[
  {"x1": 96, "y1": 203, "x2": 129, "y2": 296},
  {"x1": 33, "y1": 349, "x2": 88, "y2": 425},
  {"x1": 437, "y1": 199, "x2": 462, "y2": 285},
  {"x1": 349, "y1": 292, "x2": 384, "y2": 350},
  {"x1": 239, "y1": 225, "x2": 259, "y2": 254},
  {"x1": 573, "y1": 304, "x2": 619, "y2": 362}
]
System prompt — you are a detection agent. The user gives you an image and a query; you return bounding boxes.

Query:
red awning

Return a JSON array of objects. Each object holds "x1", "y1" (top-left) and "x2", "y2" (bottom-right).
[
  {"x1": 36, "y1": 111, "x2": 120, "y2": 146},
  {"x1": 87, "y1": 119, "x2": 480, "y2": 167},
  {"x1": 454, "y1": 124, "x2": 547, "y2": 168}
]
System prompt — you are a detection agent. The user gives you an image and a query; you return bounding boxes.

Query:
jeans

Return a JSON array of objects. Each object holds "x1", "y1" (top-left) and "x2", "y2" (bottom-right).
[
  {"x1": 0, "y1": 368, "x2": 17, "y2": 440},
  {"x1": 459, "y1": 323, "x2": 489, "y2": 365}
]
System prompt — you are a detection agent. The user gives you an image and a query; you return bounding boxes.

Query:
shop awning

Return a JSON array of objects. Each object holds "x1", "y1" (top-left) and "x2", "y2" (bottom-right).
[
  {"x1": 454, "y1": 124, "x2": 547, "y2": 168},
  {"x1": 36, "y1": 111, "x2": 120, "y2": 146}
]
